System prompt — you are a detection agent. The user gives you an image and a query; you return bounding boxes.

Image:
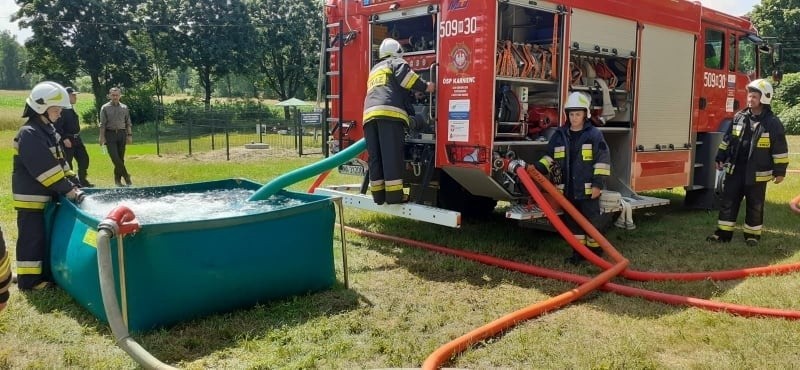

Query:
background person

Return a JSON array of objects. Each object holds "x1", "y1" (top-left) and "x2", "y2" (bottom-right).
[
  {"x1": 13, "y1": 81, "x2": 84, "y2": 290},
  {"x1": 362, "y1": 37, "x2": 435, "y2": 204},
  {"x1": 535, "y1": 92, "x2": 611, "y2": 264},
  {"x1": 55, "y1": 87, "x2": 93, "y2": 187},
  {"x1": 707, "y1": 79, "x2": 789, "y2": 246},
  {"x1": 99, "y1": 87, "x2": 133, "y2": 187}
]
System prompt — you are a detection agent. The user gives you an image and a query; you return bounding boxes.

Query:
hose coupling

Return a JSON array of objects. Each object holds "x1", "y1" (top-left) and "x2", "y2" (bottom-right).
[{"x1": 507, "y1": 159, "x2": 527, "y2": 174}]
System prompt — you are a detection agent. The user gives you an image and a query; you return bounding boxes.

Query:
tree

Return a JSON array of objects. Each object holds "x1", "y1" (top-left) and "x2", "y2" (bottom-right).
[
  {"x1": 0, "y1": 31, "x2": 28, "y2": 89},
  {"x1": 751, "y1": 0, "x2": 800, "y2": 73},
  {"x1": 173, "y1": 0, "x2": 256, "y2": 108},
  {"x1": 250, "y1": 0, "x2": 322, "y2": 117},
  {"x1": 131, "y1": 0, "x2": 182, "y2": 106},
  {"x1": 15, "y1": 0, "x2": 150, "y2": 114}
]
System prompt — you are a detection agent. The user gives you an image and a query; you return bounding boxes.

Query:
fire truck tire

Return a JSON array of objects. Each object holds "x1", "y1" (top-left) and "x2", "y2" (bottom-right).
[{"x1": 437, "y1": 173, "x2": 497, "y2": 217}]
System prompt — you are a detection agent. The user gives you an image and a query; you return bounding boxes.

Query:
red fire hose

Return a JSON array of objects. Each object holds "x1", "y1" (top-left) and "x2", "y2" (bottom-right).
[{"x1": 518, "y1": 165, "x2": 800, "y2": 281}]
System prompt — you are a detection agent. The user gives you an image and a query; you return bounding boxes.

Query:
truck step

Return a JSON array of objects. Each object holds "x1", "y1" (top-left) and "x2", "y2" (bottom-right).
[
  {"x1": 313, "y1": 188, "x2": 462, "y2": 228},
  {"x1": 505, "y1": 195, "x2": 669, "y2": 221}
]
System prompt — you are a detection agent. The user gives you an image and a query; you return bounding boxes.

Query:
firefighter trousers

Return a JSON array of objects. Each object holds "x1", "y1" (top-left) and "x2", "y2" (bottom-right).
[
  {"x1": 364, "y1": 119, "x2": 406, "y2": 204},
  {"x1": 16, "y1": 210, "x2": 50, "y2": 290},
  {"x1": 64, "y1": 137, "x2": 91, "y2": 186},
  {"x1": 715, "y1": 167, "x2": 767, "y2": 241},
  {"x1": 563, "y1": 198, "x2": 603, "y2": 251}
]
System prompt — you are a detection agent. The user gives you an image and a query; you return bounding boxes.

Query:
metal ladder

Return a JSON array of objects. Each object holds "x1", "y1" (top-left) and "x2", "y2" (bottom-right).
[{"x1": 323, "y1": 21, "x2": 345, "y2": 157}]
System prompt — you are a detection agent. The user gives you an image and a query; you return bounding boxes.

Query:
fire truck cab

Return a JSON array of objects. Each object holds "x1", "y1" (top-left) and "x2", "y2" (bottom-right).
[{"x1": 320, "y1": 0, "x2": 777, "y2": 228}]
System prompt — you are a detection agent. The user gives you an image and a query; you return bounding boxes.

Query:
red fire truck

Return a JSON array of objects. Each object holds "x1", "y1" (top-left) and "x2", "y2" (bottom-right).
[{"x1": 317, "y1": 0, "x2": 781, "y2": 228}]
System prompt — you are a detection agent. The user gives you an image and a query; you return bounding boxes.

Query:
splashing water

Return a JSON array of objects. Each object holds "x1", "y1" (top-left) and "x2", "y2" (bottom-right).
[{"x1": 79, "y1": 189, "x2": 306, "y2": 224}]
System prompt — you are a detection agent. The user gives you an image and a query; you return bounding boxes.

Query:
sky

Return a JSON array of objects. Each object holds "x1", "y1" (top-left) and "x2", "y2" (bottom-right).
[{"x1": 0, "y1": 0, "x2": 762, "y2": 45}]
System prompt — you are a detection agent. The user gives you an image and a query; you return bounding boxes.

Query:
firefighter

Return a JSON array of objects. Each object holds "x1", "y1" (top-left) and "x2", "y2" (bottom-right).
[
  {"x1": 55, "y1": 87, "x2": 93, "y2": 187},
  {"x1": 535, "y1": 92, "x2": 611, "y2": 264},
  {"x1": 362, "y1": 37, "x2": 435, "y2": 204},
  {"x1": 707, "y1": 79, "x2": 789, "y2": 246},
  {"x1": 1, "y1": 226, "x2": 10, "y2": 312},
  {"x1": 13, "y1": 81, "x2": 85, "y2": 290}
]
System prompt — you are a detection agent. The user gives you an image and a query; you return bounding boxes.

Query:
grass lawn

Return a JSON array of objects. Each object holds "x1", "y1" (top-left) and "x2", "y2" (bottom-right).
[{"x1": 0, "y1": 127, "x2": 798, "y2": 368}]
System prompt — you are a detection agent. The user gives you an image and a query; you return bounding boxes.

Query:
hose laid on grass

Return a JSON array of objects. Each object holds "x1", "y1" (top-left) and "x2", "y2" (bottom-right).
[
  {"x1": 519, "y1": 164, "x2": 800, "y2": 281},
  {"x1": 97, "y1": 207, "x2": 176, "y2": 370},
  {"x1": 248, "y1": 139, "x2": 366, "y2": 201}
]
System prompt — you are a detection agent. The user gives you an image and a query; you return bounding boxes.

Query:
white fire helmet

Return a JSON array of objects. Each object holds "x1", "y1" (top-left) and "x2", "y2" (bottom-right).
[
  {"x1": 564, "y1": 92, "x2": 592, "y2": 119},
  {"x1": 26, "y1": 81, "x2": 71, "y2": 114},
  {"x1": 378, "y1": 38, "x2": 403, "y2": 59},
  {"x1": 746, "y1": 78, "x2": 773, "y2": 105}
]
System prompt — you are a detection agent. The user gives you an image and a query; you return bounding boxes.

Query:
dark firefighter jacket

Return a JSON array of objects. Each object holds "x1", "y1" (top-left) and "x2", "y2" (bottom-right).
[
  {"x1": 537, "y1": 122, "x2": 611, "y2": 200},
  {"x1": 55, "y1": 108, "x2": 81, "y2": 139},
  {"x1": 12, "y1": 117, "x2": 77, "y2": 211},
  {"x1": 716, "y1": 107, "x2": 789, "y2": 185},
  {"x1": 363, "y1": 57, "x2": 428, "y2": 126}
]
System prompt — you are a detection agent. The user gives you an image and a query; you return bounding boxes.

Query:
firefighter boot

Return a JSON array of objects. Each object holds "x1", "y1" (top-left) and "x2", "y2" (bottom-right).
[
  {"x1": 369, "y1": 181, "x2": 386, "y2": 205},
  {"x1": 706, "y1": 229, "x2": 732, "y2": 243},
  {"x1": 744, "y1": 233, "x2": 760, "y2": 247}
]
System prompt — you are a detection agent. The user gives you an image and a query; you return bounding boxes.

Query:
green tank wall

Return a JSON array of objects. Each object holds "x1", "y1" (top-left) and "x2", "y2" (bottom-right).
[{"x1": 47, "y1": 178, "x2": 336, "y2": 332}]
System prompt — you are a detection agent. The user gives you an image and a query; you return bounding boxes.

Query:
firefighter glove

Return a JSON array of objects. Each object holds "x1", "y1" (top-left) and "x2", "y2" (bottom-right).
[{"x1": 66, "y1": 188, "x2": 86, "y2": 204}]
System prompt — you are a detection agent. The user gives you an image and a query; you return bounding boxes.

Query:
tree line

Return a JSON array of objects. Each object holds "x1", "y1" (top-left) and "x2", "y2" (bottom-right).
[{"x1": 12, "y1": 0, "x2": 322, "y2": 114}]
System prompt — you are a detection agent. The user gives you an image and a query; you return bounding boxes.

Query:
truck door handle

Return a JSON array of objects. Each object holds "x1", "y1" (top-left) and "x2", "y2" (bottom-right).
[{"x1": 699, "y1": 97, "x2": 707, "y2": 110}]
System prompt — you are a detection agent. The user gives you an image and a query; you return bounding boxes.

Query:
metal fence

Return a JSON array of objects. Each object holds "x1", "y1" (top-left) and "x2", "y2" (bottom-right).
[{"x1": 154, "y1": 107, "x2": 327, "y2": 160}]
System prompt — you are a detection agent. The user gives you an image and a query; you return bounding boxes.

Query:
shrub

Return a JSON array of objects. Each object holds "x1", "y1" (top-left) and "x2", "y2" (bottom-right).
[
  {"x1": 778, "y1": 104, "x2": 800, "y2": 135},
  {"x1": 772, "y1": 72, "x2": 800, "y2": 115}
]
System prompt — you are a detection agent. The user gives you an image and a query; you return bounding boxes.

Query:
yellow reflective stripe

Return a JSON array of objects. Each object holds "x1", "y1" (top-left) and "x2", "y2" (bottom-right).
[
  {"x1": 555, "y1": 184, "x2": 565, "y2": 193},
  {"x1": 773, "y1": 152, "x2": 789, "y2": 164},
  {"x1": 573, "y1": 235, "x2": 586, "y2": 245},
  {"x1": 538, "y1": 156, "x2": 553, "y2": 173},
  {"x1": 757, "y1": 138, "x2": 770, "y2": 148},
  {"x1": 744, "y1": 224, "x2": 763, "y2": 235},
  {"x1": 582, "y1": 149, "x2": 593, "y2": 161},
  {"x1": 718, "y1": 142, "x2": 729, "y2": 150},
  {"x1": 17, "y1": 267, "x2": 43, "y2": 275},
  {"x1": 401, "y1": 72, "x2": 419, "y2": 89},
  {"x1": 554, "y1": 148, "x2": 565, "y2": 159},
  {"x1": 584, "y1": 183, "x2": 592, "y2": 195},
  {"x1": 13, "y1": 200, "x2": 47, "y2": 210},
  {"x1": 37, "y1": 165, "x2": 64, "y2": 186},
  {"x1": 587, "y1": 238, "x2": 600, "y2": 248},
  {"x1": 718, "y1": 220, "x2": 735, "y2": 231},
  {"x1": 17, "y1": 261, "x2": 43, "y2": 275},
  {"x1": 370, "y1": 184, "x2": 385, "y2": 191},
  {"x1": 0, "y1": 254, "x2": 10, "y2": 280},
  {"x1": 385, "y1": 184, "x2": 403, "y2": 192},
  {"x1": 594, "y1": 168, "x2": 610, "y2": 176},
  {"x1": 755, "y1": 170, "x2": 773, "y2": 182},
  {"x1": 364, "y1": 106, "x2": 410, "y2": 124},
  {"x1": 594, "y1": 163, "x2": 611, "y2": 176}
]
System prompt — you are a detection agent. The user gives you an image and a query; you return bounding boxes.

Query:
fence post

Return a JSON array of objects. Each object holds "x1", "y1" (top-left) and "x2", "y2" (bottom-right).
[
  {"x1": 225, "y1": 124, "x2": 230, "y2": 161},
  {"x1": 188, "y1": 115, "x2": 193, "y2": 156},
  {"x1": 156, "y1": 105, "x2": 162, "y2": 157},
  {"x1": 211, "y1": 117, "x2": 216, "y2": 150}
]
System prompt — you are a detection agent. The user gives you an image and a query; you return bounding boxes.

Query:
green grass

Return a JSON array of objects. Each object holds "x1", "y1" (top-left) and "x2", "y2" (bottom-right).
[{"x1": 0, "y1": 129, "x2": 799, "y2": 367}]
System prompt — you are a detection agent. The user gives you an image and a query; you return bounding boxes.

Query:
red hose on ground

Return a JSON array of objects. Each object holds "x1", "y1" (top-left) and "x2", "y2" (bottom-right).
[
  {"x1": 423, "y1": 259, "x2": 627, "y2": 370},
  {"x1": 517, "y1": 165, "x2": 800, "y2": 281},
  {"x1": 342, "y1": 226, "x2": 800, "y2": 370},
  {"x1": 307, "y1": 170, "x2": 332, "y2": 193},
  {"x1": 791, "y1": 193, "x2": 800, "y2": 214}
]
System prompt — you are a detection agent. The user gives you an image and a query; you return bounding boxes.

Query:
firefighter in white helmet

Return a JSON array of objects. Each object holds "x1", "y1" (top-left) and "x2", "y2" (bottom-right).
[
  {"x1": 362, "y1": 38, "x2": 435, "y2": 204},
  {"x1": 12, "y1": 81, "x2": 84, "y2": 290},
  {"x1": 707, "y1": 79, "x2": 789, "y2": 246},
  {"x1": 535, "y1": 92, "x2": 611, "y2": 264}
]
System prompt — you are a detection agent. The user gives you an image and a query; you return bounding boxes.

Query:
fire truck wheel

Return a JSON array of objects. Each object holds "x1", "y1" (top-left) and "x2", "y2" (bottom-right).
[{"x1": 437, "y1": 173, "x2": 498, "y2": 218}]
